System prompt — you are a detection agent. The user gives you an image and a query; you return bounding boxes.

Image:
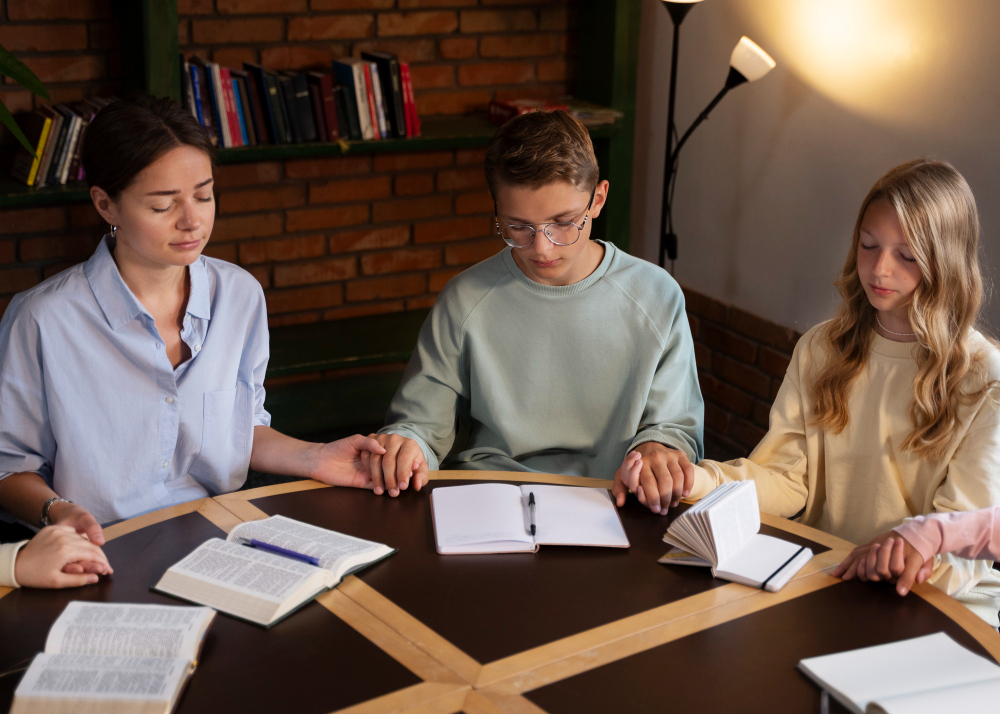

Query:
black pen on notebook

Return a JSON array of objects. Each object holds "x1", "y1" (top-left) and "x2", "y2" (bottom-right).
[{"x1": 528, "y1": 492, "x2": 536, "y2": 536}]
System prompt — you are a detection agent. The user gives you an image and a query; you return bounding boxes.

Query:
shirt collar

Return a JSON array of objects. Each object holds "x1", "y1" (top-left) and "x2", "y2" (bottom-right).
[{"x1": 84, "y1": 234, "x2": 212, "y2": 330}]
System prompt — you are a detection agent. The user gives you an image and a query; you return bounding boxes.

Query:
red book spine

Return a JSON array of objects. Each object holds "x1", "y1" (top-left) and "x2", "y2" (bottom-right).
[
  {"x1": 401, "y1": 63, "x2": 420, "y2": 137},
  {"x1": 319, "y1": 74, "x2": 339, "y2": 140},
  {"x1": 361, "y1": 66, "x2": 380, "y2": 140},
  {"x1": 400, "y1": 63, "x2": 414, "y2": 139},
  {"x1": 219, "y1": 67, "x2": 243, "y2": 147}
]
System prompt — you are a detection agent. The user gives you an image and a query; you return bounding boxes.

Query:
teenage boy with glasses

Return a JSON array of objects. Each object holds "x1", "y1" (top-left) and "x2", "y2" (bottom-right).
[{"x1": 363, "y1": 110, "x2": 705, "y2": 515}]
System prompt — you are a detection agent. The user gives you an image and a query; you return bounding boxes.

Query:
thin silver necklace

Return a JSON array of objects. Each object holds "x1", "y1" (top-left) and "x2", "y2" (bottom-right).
[{"x1": 875, "y1": 314, "x2": 915, "y2": 337}]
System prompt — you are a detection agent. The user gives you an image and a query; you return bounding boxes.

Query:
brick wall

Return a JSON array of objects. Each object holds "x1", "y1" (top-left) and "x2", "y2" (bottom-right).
[{"x1": 683, "y1": 286, "x2": 802, "y2": 458}]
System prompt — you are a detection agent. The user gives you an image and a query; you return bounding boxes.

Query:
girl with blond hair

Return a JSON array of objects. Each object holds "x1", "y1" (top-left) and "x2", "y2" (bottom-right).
[{"x1": 646, "y1": 159, "x2": 1000, "y2": 625}]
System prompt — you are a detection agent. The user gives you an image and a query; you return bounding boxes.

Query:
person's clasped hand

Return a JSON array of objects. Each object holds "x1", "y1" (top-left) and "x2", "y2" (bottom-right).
[
  {"x1": 14, "y1": 525, "x2": 113, "y2": 588},
  {"x1": 832, "y1": 531, "x2": 934, "y2": 596},
  {"x1": 361, "y1": 433, "x2": 429, "y2": 497},
  {"x1": 611, "y1": 442, "x2": 694, "y2": 514}
]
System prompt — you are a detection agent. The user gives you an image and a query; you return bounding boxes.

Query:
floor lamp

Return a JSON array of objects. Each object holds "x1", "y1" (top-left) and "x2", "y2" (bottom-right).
[{"x1": 658, "y1": 0, "x2": 776, "y2": 271}]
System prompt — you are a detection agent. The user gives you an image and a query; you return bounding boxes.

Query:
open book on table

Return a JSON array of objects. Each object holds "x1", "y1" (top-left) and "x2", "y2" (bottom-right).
[
  {"x1": 11, "y1": 601, "x2": 215, "y2": 714},
  {"x1": 154, "y1": 515, "x2": 395, "y2": 627},
  {"x1": 798, "y1": 632, "x2": 1000, "y2": 714},
  {"x1": 658, "y1": 480, "x2": 812, "y2": 591},
  {"x1": 430, "y1": 483, "x2": 629, "y2": 554}
]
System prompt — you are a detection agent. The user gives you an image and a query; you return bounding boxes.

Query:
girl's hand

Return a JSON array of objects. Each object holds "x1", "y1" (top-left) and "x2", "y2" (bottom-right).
[
  {"x1": 14, "y1": 526, "x2": 112, "y2": 589},
  {"x1": 611, "y1": 451, "x2": 643, "y2": 507},
  {"x1": 833, "y1": 533, "x2": 934, "y2": 595}
]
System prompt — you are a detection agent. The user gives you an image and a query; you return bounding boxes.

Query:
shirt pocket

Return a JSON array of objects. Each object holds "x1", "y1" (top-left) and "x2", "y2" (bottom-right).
[{"x1": 188, "y1": 383, "x2": 253, "y2": 491}]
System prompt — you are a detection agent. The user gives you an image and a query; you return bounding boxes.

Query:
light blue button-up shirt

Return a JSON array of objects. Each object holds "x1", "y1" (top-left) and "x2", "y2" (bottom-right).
[{"x1": 0, "y1": 235, "x2": 271, "y2": 524}]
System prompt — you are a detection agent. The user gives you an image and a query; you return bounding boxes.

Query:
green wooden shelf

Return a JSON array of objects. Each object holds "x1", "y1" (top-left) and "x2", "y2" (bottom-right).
[{"x1": 0, "y1": 180, "x2": 91, "y2": 208}]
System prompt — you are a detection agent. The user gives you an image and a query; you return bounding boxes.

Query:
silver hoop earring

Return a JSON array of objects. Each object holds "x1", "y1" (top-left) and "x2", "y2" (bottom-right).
[{"x1": 111, "y1": 225, "x2": 117, "y2": 239}]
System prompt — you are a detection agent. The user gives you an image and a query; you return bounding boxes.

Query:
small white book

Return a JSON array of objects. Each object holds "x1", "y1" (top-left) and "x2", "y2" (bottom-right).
[
  {"x1": 430, "y1": 483, "x2": 629, "y2": 554},
  {"x1": 154, "y1": 515, "x2": 395, "y2": 627},
  {"x1": 659, "y1": 481, "x2": 812, "y2": 591},
  {"x1": 11, "y1": 601, "x2": 215, "y2": 714},
  {"x1": 798, "y1": 632, "x2": 1000, "y2": 714}
]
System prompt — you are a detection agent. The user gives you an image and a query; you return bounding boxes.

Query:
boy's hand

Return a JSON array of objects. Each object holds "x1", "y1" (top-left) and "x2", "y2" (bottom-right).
[
  {"x1": 611, "y1": 451, "x2": 643, "y2": 507},
  {"x1": 362, "y1": 434, "x2": 428, "y2": 497},
  {"x1": 49, "y1": 501, "x2": 105, "y2": 546},
  {"x1": 628, "y1": 442, "x2": 694, "y2": 514},
  {"x1": 311, "y1": 435, "x2": 387, "y2": 488},
  {"x1": 14, "y1": 526, "x2": 112, "y2": 589},
  {"x1": 832, "y1": 533, "x2": 934, "y2": 596}
]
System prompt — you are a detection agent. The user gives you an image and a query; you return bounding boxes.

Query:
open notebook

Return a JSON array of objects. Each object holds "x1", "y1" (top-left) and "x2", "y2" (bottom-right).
[
  {"x1": 659, "y1": 481, "x2": 812, "y2": 591},
  {"x1": 154, "y1": 515, "x2": 395, "y2": 627},
  {"x1": 431, "y1": 483, "x2": 630, "y2": 554},
  {"x1": 798, "y1": 632, "x2": 1000, "y2": 714},
  {"x1": 12, "y1": 602, "x2": 215, "y2": 714}
]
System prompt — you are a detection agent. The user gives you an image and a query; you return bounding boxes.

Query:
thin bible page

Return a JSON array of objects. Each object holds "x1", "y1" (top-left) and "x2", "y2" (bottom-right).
[{"x1": 14, "y1": 653, "x2": 189, "y2": 701}]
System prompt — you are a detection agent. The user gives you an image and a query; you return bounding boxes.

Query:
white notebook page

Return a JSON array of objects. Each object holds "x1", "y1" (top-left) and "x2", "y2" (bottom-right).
[{"x1": 431, "y1": 483, "x2": 534, "y2": 552}]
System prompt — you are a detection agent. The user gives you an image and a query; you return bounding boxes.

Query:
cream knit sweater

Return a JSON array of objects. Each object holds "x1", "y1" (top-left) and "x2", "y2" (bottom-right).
[
  {"x1": 690, "y1": 324, "x2": 1000, "y2": 626},
  {"x1": 0, "y1": 541, "x2": 26, "y2": 588}
]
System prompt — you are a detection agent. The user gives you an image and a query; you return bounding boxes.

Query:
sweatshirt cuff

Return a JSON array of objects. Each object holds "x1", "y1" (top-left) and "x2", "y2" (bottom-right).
[
  {"x1": 893, "y1": 518, "x2": 939, "y2": 562},
  {"x1": 377, "y1": 428, "x2": 441, "y2": 471},
  {"x1": 688, "y1": 463, "x2": 720, "y2": 502},
  {"x1": 0, "y1": 540, "x2": 28, "y2": 588},
  {"x1": 628, "y1": 432, "x2": 697, "y2": 463}
]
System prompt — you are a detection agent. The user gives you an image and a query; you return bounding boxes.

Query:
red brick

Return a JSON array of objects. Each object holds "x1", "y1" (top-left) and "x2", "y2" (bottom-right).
[
  {"x1": 211, "y1": 213, "x2": 283, "y2": 243},
  {"x1": 728, "y1": 306, "x2": 799, "y2": 352},
  {"x1": 409, "y1": 65, "x2": 454, "y2": 89},
  {"x1": 456, "y1": 148, "x2": 486, "y2": 165},
  {"x1": 770, "y1": 378, "x2": 783, "y2": 401},
  {"x1": 688, "y1": 314, "x2": 700, "y2": 339},
  {"x1": 212, "y1": 47, "x2": 257, "y2": 68},
  {"x1": 699, "y1": 373, "x2": 753, "y2": 418},
  {"x1": 218, "y1": 0, "x2": 307, "y2": 12},
  {"x1": 288, "y1": 14, "x2": 373, "y2": 40},
  {"x1": 414, "y1": 216, "x2": 490, "y2": 244},
  {"x1": 352, "y1": 39, "x2": 437, "y2": 63},
  {"x1": 541, "y1": 6, "x2": 569, "y2": 29},
  {"x1": 0, "y1": 241, "x2": 14, "y2": 264},
  {"x1": 711, "y1": 353, "x2": 771, "y2": 399},
  {"x1": 455, "y1": 191, "x2": 494, "y2": 216},
  {"x1": 373, "y1": 151, "x2": 452, "y2": 172},
  {"x1": 267, "y1": 284, "x2": 344, "y2": 314},
  {"x1": 260, "y1": 45, "x2": 345, "y2": 70},
  {"x1": 312, "y1": 0, "x2": 393, "y2": 8},
  {"x1": 480, "y1": 35, "x2": 558, "y2": 59},
  {"x1": 460, "y1": 9, "x2": 537, "y2": 33},
  {"x1": 268, "y1": 312, "x2": 321, "y2": 327},
  {"x1": 22, "y1": 55, "x2": 103, "y2": 83},
  {"x1": 705, "y1": 402, "x2": 731, "y2": 436},
  {"x1": 192, "y1": 18, "x2": 283, "y2": 44},
  {"x1": 494, "y1": 86, "x2": 565, "y2": 103},
  {"x1": 377, "y1": 12, "x2": 457, "y2": 37},
  {"x1": 730, "y1": 417, "x2": 766, "y2": 451},
  {"x1": 429, "y1": 268, "x2": 462, "y2": 292},
  {"x1": 437, "y1": 167, "x2": 486, "y2": 191},
  {"x1": 285, "y1": 155, "x2": 371, "y2": 179},
  {"x1": 8, "y1": 0, "x2": 112, "y2": 20},
  {"x1": 19, "y1": 234, "x2": 98, "y2": 262},
  {"x1": 0, "y1": 267, "x2": 38, "y2": 293},
  {"x1": 247, "y1": 265, "x2": 270, "y2": 289},
  {"x1": 361, "y1": 248, "x2": 440, "y2": 275},
  {"x1": 758, "y1": 347, "x2": 792, "y2": 378},
  {"x1": 178, "y1": 0, "x2": 213, "y2": 14},
  {"x1": 439, "y1": 37, "x2": 477, "y2": 60},
  {"x1": 682, "y1": 286, "x2": 728, "y2": 324},
  {"x1": 239, "y1": 235, "x2": 325, "y2": 264},
  {"x1": 219, "y1": 185, "x2": 305, "y2": 214},
  {"x1": 68, "y1": 204, "x2": 101, "y2": 228},
  {"x1": 46, "y1": 88, "x2": 86, "y2": 104},
  {"x1": 309, "y1": 176, "x2": 391, "y2": 204},
  {"x1": 416, "y1": 90, "x2": 491, "y2": 116},
  {"x1": 372, "y1": 195, "x2": 451, "y2": 223},
  {"x1": 285, "y1": 204, "x2": 370, "y2": 232},
  {"x1": 407, "y1": 296, "x2": 436, "y2": 310},
  {"x1": 752, "y1": 400, "x2": 772, "y2": 429},
  {"x1": 400, "y1": 0, "x2": 474, "y2": 6},
  {"x1": 444, "y1": 238, "x2": 501, "y2": 266},
  {"x1": 202, "y1": 242, "x2": 237, "y2": 262},
  {"x1": 323, "y1": 300, "x2": 406, "y2": 321},
  {"x1": 213, "y1": 162, "x2": 282, "y2": 189},
  {"x1": 273, "y1": 257, "x2": 357, "y2": 287},
  {"x1": 394, "y1": 173, "x2": 435, "y2": 196},
  {"x1": 693, "y1": 341, "x2": 710, "y2": 369},
  {"x1": 458, "y1": 62, "x2": 533, "y2": 87},
  {"x1": 330, "y1": 226, "x2": 410, "y2": 253},
  {"x1": 0, "y1": 296, "x2": 10, "y2": 318},
  {"x1": 346, "y1": 274, "x2": 425, "y2": 302},
  {"x1": 538, "y1": 60, "x2": 568, "y2": 83},
  {"x1": 699, "y1": 323, "x2": 757, "y2": 364},
  {"x1": 0, "y1": 24, "x2": 87, "y2": 52},
  {"x1": 0, "y1": 90, "x2": 33, "y2": 114}
]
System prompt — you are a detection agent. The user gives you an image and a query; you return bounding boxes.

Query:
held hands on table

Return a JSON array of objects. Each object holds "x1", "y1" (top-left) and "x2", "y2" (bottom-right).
[
  {"x1": 612, "y1": 443, "x2": 693, "y2": 514},
  {"x1": 833, "y1": 531, "x2": 934, "y2": 596},
  {"x1": 15, "y1": 525, "x2": 112, "y2": 589}
]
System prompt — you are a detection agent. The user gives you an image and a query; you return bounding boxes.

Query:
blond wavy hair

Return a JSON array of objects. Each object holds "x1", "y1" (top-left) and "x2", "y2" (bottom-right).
[{"x1": 811, "y1": 159, "x2": 995, "y2": 459}]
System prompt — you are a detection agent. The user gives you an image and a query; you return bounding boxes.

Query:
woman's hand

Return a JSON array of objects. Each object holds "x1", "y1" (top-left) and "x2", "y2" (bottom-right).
[
  {"x1": 14, "y1": 525, "x2": 112, "y2": 589},
  {"x1": 49, "y1": 501, "x2": 105, "y2": 545},
  {"x1": 360, "y1": 434, "x2": 428, "y2": 497},
  {"x1": 832, "y1": 532, "x2": 934, "y2": 595},
  {"x1": 617, "y1": 443, "x2": 694, "y2": 514},
  {"x1": 311, "y1": 434, "x2": 388, "y2": 489}
]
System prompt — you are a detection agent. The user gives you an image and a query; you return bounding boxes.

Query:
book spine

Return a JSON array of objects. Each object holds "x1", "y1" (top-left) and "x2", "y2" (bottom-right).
[
  {"x1": 292, "y1": 73, "x2": 317, "y2": 142},
  {"x1": 263, "y1": 73, "x2": 289, "y2": 144},
  {"x1": 387, "y1": 58, "x2": 406, "y2": 138},
  {"x1": 231, "y1": 79, "x2": 250, "y2": 145},
  {"x1": 220, "y1": 67, "x2": 243, "y2": 147},
  {"x1": 190, "y1": 66, "x2": 205, "y2": 127},
  {"x1": 182, "y1": 59, "x2": 197, "y2": 121},
  {"x1": 279, "y1": 75, "x2": 303, "y2": 143},
  {"x1": 210, "y1": 64, "x2": 232, "y2": 148},
  {"x1": 35, "y1": 112, "x2": 59, "y2": 187},
  {"x1": 399, "y1": 63, "x2": 413, "y2": 139},
  {"x1": 332, "y1": 63, "x2": 362, "y2": 140},
  {"x1": 194, "y1": 63, "x2": 219, "y2": 146},
  {"x1": 400, "y1": 63, "x2": 419, "y2": 138},
  {"x1": 332, "y1": 86, "x2": 356, "y2": 141},
  {"x1": 351, "y1": 64, "x2": 373, "y2": 140},
  {"x1": 65, "y1": 109, "x2": 89, "y2": 182},
  {"x1": 318, "y1": 74, "x2": 339, "y2": 140},
  {"x1": 29, "y1": 118, "x2": 52, "y2": 185},
  {"x1": 60, "y1": 114, "x2": 82, "y2": 184},
  {"x1": 361, "y1": 64, "x2": 381, "y2": 140},
  {"x1": 10, "y1": 114, "x2": 50, "y2": 186},
  {"x1": 307, "y1": 83, "x2": 327, "y2": 143},
  {"x1": 367, "y1": 63, "x2": 388, "y2": 139},
  {"x1": 234, "y1": 76, "x2": 257, "y2": 145},
  {"x1": 45, "y1": 113, "x2": 68, "y2": 185},
  {"x1": 242, "y1": 69, "x2": 270, "y2": 144}
]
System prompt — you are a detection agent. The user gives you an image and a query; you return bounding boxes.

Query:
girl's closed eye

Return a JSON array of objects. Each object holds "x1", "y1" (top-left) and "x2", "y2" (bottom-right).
[
  {"x1": 151, "y1": 204, "x2": 171, "y2": 214},
  {"x1": 196, "y1": 194, "x2": 213, "y2": 203}
]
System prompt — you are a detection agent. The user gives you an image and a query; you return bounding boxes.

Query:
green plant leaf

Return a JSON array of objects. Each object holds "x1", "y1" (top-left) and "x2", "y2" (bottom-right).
[
  {"x1": 0, "y1": 99, "x2": 37, "y2": 156},
  {"x1": 0, "y1": 45, "x2": 48, "y2": 100}
]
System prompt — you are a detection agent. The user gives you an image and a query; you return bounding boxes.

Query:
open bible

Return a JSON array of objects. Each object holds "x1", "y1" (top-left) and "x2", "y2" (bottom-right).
[
  {"x1": 154, "y1": 515, "x2": 395, "y2": 627},
  {"x1": 658, "y1": 481, "x2": 812, "y2": 591},
  {"x1": 430, "y1": 483, "x2": 629, "y2": 554},
  {"x1": 11, "y1": 601, "x2": 215, "y2": 714},
  {"x1": 798, "y1": 632, "x2": 1000, "y2": 714}
]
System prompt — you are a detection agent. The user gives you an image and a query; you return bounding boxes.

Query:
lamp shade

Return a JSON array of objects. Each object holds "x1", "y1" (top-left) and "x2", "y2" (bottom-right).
[{"x1": 729, "y1": 36, "x2": 776, "y2": 82}]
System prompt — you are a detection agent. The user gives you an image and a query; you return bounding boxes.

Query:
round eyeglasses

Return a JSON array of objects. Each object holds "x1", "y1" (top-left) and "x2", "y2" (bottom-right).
[{"x1": 495, "y1": 188, "x2": 596, "y2": 248}]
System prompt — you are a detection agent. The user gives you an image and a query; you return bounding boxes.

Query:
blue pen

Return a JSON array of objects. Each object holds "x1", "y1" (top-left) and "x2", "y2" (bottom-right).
[{"x1": 248, "y1": 539, "x2": 320, "y2": 566}]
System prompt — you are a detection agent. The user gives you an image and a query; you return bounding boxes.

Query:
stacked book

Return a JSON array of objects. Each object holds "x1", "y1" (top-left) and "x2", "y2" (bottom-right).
[
  {"x1": 9, "y1": 97, "x2": 117, "y2": 187},
  {"x1": 183, "y1": 52, "x2": 421, "y2": 149}
]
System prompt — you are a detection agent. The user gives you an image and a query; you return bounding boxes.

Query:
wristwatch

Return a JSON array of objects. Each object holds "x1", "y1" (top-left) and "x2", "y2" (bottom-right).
[{"x1": 40, "y1": 497, "x2": 73, "y2": 528}]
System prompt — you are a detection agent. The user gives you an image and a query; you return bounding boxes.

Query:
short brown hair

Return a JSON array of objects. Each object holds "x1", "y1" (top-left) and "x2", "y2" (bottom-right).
[
  {"x1": 484, "y1": 110, "x2": 599, "y2": 197},
  {"x1": 82, "y1": 93, "x2": 215, "y2": 200}
]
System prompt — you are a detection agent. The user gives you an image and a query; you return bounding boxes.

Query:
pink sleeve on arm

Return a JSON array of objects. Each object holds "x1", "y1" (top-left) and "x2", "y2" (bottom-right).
[{"x1": 894, "y1": 507, "x2": 1000, "y2": 562}]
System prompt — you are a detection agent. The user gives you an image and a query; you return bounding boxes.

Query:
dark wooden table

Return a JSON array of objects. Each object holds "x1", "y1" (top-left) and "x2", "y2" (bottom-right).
[{"x1": 2, "y1": 471, "x2": 997, "y2": 714}]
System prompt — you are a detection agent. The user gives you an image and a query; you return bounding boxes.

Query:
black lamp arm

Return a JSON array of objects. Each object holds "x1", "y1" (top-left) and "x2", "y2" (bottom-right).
[{"x1": 668, "y1": 67, "x2": 748, "y2": 172}]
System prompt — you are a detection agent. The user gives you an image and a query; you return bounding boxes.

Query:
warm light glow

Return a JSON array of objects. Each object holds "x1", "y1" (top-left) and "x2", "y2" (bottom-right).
[
  {"x1": 660, "y1": 0, "x2": 706, "y2": 4},
  {"x1": 729, "y1": 36, "x2": 776, "y2": 82}
]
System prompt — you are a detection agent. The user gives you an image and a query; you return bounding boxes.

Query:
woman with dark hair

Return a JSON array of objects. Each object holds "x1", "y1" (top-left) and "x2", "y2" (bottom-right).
[{"x1": 0, "y1": 94, "x2": 387, "y2": 554}]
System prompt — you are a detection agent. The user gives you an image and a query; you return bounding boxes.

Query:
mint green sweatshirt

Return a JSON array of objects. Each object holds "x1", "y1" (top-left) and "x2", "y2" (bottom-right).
[{"x1": 380, "y1": 241, "x2": 704, "y2": 478}]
